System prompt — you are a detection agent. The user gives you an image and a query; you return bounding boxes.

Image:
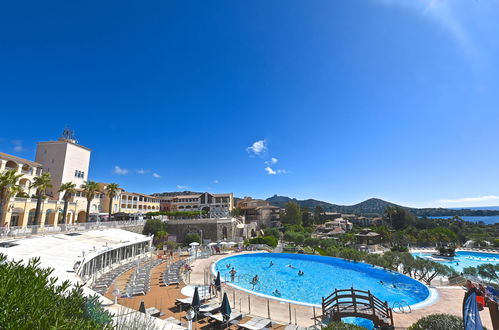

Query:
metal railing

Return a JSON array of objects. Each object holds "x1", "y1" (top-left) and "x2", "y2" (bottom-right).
[{"x1": 0, "y1": 219, "x2": 147, "y2": 240}]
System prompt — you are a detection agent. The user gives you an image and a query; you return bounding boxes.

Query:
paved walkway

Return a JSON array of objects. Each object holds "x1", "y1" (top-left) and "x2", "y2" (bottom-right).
[{"x1": 189, "y1": 252, "x2": 494, "y2": 329}]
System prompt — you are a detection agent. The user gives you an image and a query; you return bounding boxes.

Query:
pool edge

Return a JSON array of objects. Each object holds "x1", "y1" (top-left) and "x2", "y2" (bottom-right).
[{"x1": 211, "y1": 253, "x2": 438, "y2": 310}]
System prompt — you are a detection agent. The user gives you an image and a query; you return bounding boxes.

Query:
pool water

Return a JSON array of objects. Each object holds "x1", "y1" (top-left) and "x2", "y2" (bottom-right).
[
  {"x1": 412, "y1": 251, "x2": 499, "y2": 273},
  {"x1": 214, "y1": 253, "x2": 429, "y2": 307}
]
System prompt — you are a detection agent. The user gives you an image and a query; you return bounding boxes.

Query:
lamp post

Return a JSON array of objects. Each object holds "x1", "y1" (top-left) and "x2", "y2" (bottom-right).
[{"x1": 186, "y1": 307, "x2": 195, "y2": 330}]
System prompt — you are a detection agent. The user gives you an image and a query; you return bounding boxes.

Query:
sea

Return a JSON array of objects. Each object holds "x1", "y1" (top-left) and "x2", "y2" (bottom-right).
[{"x1": 428, "y1": 215, "x2": 499, "y2": 225}]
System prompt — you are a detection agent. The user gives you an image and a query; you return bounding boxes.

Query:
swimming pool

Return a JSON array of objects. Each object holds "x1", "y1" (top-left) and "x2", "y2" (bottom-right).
[
  {"x1": 412, "y1": 251, "x2": 499, "y2": 273},
  {"x1": 214, "y1": 253, "x2": 430, "y2": 308}
]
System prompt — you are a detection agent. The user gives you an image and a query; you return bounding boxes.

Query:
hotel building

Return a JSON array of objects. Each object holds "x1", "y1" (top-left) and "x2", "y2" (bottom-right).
[
  {"x1": 158, "y1": 192, "x2": 234, "y2": 217},
  {"x1": 1, "y1": 132, "x2": 162, "y2": 227}
]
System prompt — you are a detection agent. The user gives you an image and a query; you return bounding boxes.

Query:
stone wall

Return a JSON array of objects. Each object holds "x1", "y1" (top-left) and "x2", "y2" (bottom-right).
[{"x1": 166, "y1": 218, "x2": 238, "y2": 243}]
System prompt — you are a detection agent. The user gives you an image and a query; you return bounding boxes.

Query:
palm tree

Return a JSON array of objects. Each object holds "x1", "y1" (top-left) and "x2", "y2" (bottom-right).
[
  {"x1": 0, "y1": 170, "x2": 24, "y2": 226},
  {"x1": 104, "y1": 183, "x2": 120, "y2": 222},
  {"x1": 30, "y1": 172, "x2": 52, "y2": 226},
  {"x1": 80, "y1": 181, "x2": 100, "y2": 223},
  {"x1": 58, "y1": 182, "x2": 76, "y2": 225}
]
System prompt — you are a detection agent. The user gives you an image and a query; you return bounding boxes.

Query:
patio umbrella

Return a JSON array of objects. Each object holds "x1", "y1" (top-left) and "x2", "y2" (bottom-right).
[
  {"x1": 208, "y1": 242, "x2": 218, "y2": 246},
  {"x1": 214, "y1": 271, "x2": 221, "y2": 292},
  {"x1": 189, "y1": 242, "x2": 200, "y2": 247},
  {"x1": 221, "y1": 292, "x2": 232, "y2": 328},
  {"x1": 463, "y1": 289, "x2": 483, "y2": 330},
  {"x1": 191, "y1": 286, "x2": 201, "y2": 312},
  {"x1": 139, "y1": 300, "x2": 146, "y2": 313}
]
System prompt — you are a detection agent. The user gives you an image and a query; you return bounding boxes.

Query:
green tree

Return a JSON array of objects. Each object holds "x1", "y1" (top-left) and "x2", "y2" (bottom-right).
[
  {"x1": 463, "y1": 266, "x2": 478, "y2": 277},
  {"x1": 281, "y1": 202, "x2": 302, "y2": 225},
  {"x1": 80, "y1": 181, "x2": 100, "y2": 223},
  {"x1": 0, "y1": 169, "x2": 23, "y2": 226},
  {"x1": 263, "y1": 227, "x2": 281, "y2": 240},
  {"x1": 313, "y1": 205, "x2": 324, "y2": 224},
  {"x1": 142, "y1": 218, "x2": 167, "y2": 236},
  {"x1": 104, "y1": 183, "x2": 120, "y2": 221},
  {"x1": 58, "y1": 182, "x2": 77, "y2": 224},
  {"x1": 383, "y1": 206, "x2": 415, "y2": 230},
  {"x1": 301, "y1": 207, "x2": 313, "y2": 227},
  {"x1": 231, "y1": 207, "x2": 243, "y2": 217},
  {"x1": 0, "y1": 254, "x2": 112, "y2": 329},
  {"x1": 30, "y1": 172, "x2": 52, "y2": 225},
  {"x1": 185, "y1": 233, "x2": 201, "y2": 245},
  {"x1": 477, "y1": 264, "x2": 499, "y2": 284}
]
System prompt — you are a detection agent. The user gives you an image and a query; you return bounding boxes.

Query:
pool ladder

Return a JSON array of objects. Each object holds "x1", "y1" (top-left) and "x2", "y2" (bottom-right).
[{"x1": 392, "y1": 300, "x2": 411, "y2": 313}]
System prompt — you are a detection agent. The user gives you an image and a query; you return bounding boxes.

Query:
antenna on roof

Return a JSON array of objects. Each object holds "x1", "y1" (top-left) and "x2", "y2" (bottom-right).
[{"x1": 59, "y1": 127, "x2": 77, "y2": 143}]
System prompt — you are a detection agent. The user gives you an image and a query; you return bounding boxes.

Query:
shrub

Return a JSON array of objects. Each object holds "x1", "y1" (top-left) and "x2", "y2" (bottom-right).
[
  {"x1": 408, "y1": 313, "x2": 463, "y2": 330},
  {"x1": 142, "y1": 219, "x2": 167, "y2": 236},
  {"x1": 0, "y1": 254, "x2": 112, "y2": 329},
  {"x1": 185, "y1": 233, "x2": 201, "y2": 245},
  {"x1": 248, "y1": 236, "x2": 278, "y2": 248}
]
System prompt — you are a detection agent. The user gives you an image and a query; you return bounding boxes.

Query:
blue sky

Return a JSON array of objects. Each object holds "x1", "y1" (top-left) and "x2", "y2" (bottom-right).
[{"x1": 1, "y1": 0, "x2": 499, "y2": 208}]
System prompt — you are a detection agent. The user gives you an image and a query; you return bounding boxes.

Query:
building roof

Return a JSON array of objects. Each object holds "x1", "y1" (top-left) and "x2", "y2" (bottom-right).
[
  {"x1": 355, "y1": 231, "x2": 381, "y2": 237},
  {"x1": 255, "y1": 205, "x2": 280, "y2": 210},
  {"x1": 0, "y1": 151, "x2": 42, "y2": 167},
  {"x1": 37, "y1": 140, "x2": 92, "y2": 151},
  {"x1": 175, "y1": 194, "x2": 202, "y2": 199}
]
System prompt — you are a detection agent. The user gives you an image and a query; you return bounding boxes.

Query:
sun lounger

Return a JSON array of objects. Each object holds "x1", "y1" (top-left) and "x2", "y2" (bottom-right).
[
  {"x1": 209, "y1": 310, "x2": 243, "y2": 323},
  {"x1": 199, "y1": 302, "x2": 220, "y2": 313},
  {"x1": 238, "y1": 317, "x2": 272, "y2": 330}
]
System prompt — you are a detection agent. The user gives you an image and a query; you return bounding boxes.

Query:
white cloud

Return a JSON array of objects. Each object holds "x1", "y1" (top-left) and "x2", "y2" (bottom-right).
[
  {"x1": 265, "y1": 167, "x2": 277, "y2": 175},
  {"x1": 246, "y1": 140, "x2": 267, "y2": 156},
  {"x1": 113, "y1": 166, "x2": 128, "y2": 175},
  {"x1": 152, "y1": 173, "x2": 161, "y2": 178},
  {"x1": 12, "y1": 140, "x2": 24, "y2": 152},
  {"x1": 265, "y1": 157, "x2": 278, "y2": 165},
  {"x1": 265, "y1": 166, "x2": 288, "y2": 175},
  {"x1": 438, "y1": 195, "x2": 499, "y2": 204},
  {"x1": 213, "y1": 180, "x2": 219, "y2": 184},
  {"x1": 177, "y1": 185, "x2": 189, "y2": 190},
  {"x1": 137, "y1": 169, "x2": 147, "y2": 174}
]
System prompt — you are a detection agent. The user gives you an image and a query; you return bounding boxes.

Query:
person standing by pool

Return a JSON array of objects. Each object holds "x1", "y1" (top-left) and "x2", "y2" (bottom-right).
[{"x1": 229, "y1": 267, "x2": 237, "y2": 281}]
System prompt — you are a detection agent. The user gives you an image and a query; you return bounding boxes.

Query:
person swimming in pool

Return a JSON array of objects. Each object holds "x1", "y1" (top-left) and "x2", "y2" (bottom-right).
[
  {"x1": 251, "y1": 275, "x2": 259, "y2": 284},
  {"x1": 269, "y1": 261, "x2": 274, "y2": 267},
  {"x1": 287, "y1": 264, "x2": 296, "y2": 269},
  {"x1": 273, "y1": 289, "x2": 281, "y2": 297},
  {"x1": 298, "y1": 270, "x2": 304, "y2": 276}
]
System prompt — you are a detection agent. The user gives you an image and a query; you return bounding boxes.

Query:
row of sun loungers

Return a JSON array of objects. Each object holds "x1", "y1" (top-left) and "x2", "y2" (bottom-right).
[
  {"x1": 124, "y1": 258, "x2": 164, "y2": 296},
  {"x1": 90, "y1": 258, "x2": 144, "y2": 295},
  {"x1": 176, "y1": 295, "x2": 272, "y2": 330},
  {"x1": 162, "y1": 259, "x2": 186, "y2": 286}
]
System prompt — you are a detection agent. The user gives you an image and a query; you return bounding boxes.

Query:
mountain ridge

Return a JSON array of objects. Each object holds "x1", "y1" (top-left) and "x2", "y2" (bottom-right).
[{"x1": 265, "y1": 195, "x2": 499, "y2": 217}]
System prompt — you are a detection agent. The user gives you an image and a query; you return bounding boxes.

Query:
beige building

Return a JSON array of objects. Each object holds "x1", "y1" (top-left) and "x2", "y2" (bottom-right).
[
  {"x1": 157, "y1": 192, "x2": 234, "y2": 217},
  {"x1": 237, "y1": 197, "x2": 280, "y2": 227},
  {"x1": 35, "y1": 136, "x2": 91, "y2": 200},
  {"x1": 119, "y1": 191, "x2": 160, "y2": 214}
]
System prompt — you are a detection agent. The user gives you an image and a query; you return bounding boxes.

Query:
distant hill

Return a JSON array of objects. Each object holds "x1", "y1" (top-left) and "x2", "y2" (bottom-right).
[{"x1": 265, "y1": 195, "x2": 499, "y2": 217}]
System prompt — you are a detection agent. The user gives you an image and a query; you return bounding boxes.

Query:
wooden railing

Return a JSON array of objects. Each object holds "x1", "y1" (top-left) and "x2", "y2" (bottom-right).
[{"x1": 322, "y1": 287, "x2": 394, "y2": 327}]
